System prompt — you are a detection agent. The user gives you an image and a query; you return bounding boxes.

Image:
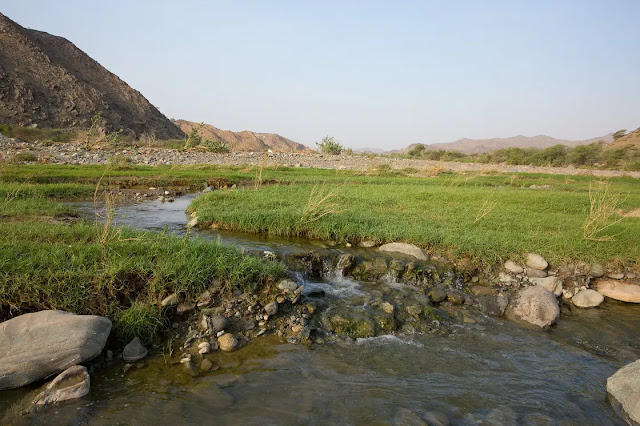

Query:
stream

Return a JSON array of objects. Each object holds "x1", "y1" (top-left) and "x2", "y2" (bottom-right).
[{"x1": 2, "y1": 194, "x2": 639, "y2": 425}]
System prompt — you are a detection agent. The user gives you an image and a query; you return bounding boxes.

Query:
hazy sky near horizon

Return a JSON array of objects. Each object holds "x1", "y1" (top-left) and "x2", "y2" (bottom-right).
[{"x1": 4, "y1": 1, "x2": 639, "y2": 149}]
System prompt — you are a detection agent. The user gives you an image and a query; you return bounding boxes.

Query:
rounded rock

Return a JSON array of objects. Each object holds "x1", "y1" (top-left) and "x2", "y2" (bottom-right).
[
  {"x1": 265, "y1": 301, "x2": 279, "y2": 316},
  {"x1": 428, "y1": 288, "x2": 447, "y2": 303},
  {"x1": 218, "y1": 333, "x2": 238, "y2": 352},
  {"x1": 526, "y1": 253, "x2": 548, "y2": 270},
  {"x1": 123, "y1": 337, "x2": 148, "y2": 363},
  {"x1": 571, "y1": 289, "x2": 604, "y2": 308},
  {"x1": 505, "y1": 286, "x2": 559, "y2": 328},
  {"x1": 210, "y1": 315, "x2": 230, "y2": 332}
]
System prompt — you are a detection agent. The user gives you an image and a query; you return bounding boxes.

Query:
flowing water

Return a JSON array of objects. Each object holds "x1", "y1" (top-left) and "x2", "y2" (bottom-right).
[{"x1": 2, "y1": 195, "x2": 639, "y2": 425}]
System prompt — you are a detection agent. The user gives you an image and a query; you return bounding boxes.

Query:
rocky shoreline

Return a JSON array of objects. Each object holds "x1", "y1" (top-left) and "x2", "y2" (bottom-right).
[{"x1": 2, "y1": 136, "x2": 639, "y2": 178}]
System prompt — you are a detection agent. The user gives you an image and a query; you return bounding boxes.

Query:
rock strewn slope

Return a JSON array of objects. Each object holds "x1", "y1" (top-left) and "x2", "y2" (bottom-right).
[{"x1": 0, "y1": 13, "x2": 184, "y2": 139}]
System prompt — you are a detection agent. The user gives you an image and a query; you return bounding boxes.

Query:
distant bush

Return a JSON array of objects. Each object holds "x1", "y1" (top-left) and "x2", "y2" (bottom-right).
[
  {"x1": 408, "y1": 144, "x2": 426, "y2": 157},
  {"x1": 201, "y1": 138, "x2": 230, "y2": 153},
  {"x1": 10, "y1": 151, "x2": 38, "y2": 163},
  {"x1": 316, "y1": 136, "x2": 343, "y2": 155},
  {"x1": 613, "y1": 129, "x2": 627, "y2": 140},
  {"x1": 0, "y1": 124, "x2": 76, "y2": 143}
]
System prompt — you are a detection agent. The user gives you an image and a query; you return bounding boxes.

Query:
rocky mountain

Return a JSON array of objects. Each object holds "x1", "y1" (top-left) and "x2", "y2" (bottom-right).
[
  {"x1": 397, "y1": 134, "x2": 614, "y2": 155},
  {"x1": 174, "y1": 120, "x2": 308, "y2": 152},
  {"x1": 0, "y1": 13, "x2": 183, "y2": 139}
]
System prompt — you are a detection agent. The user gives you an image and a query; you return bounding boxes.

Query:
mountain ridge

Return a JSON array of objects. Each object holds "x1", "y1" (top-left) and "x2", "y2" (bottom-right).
[{"x1": 174, "y1": 119, "x2": 308, "y2": 152}]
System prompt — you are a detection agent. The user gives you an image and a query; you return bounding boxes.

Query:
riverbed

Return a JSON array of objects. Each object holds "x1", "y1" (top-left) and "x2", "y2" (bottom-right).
[{"x1": 2, "y1": 194, "x2": 639, "y2": 425}]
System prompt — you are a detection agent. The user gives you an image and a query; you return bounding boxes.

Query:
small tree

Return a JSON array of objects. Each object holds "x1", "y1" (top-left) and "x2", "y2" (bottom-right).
[
  {"x1": 316, "y1": 136, "x2": 343, "y2": 155},
  {"x1": 613, "y1": 129, "x2": 627, "y2": 140},
  {"x1": 408, "y1": 144, "x2": 426, "y2": 157}
]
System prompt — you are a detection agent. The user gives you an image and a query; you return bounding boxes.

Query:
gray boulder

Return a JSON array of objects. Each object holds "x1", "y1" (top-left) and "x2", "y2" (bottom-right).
[
  {"x1": 0, "y1": 311, "x2": 111, "y2": 390},
  {"x1": 505, "y1": 286, "x2": 559, "y2": 328},
  {"x1": 379, "y1": 243, "x2": 428, "y2": 261},
  {"x1": 122, "y1": 337, "x2": 148, "y2": 362},
  {"x1": 607, "y1": 359, "x2": 640, "y2": 424}
]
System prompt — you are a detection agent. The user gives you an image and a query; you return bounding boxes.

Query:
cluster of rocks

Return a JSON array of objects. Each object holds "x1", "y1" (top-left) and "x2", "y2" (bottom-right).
[{"x1": 2, "y1": 137, "x2": 638, "y2": 178}]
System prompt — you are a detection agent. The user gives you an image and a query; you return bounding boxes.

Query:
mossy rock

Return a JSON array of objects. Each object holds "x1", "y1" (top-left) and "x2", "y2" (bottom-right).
[
  {"x1": 323, "y1": 308, "x2": 376, "y2": 338},
  {"x1": 371, "y1": 311, "x2": 397, "y2": 332},
  {"x1": 352, "y1": 257, "x2": 388, "y2": 281}
]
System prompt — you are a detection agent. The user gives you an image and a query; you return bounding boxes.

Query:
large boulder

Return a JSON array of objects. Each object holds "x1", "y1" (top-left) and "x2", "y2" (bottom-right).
[
  {"x1": 607, "y1": 359, "x2": 640, "y2": 424},
  {"x1": 597, "y1": 280, "x2": 640, "y2": 303},
  {"x1": 378, "y1": 243, "x2": 428, "y2": 261},
  {"x1": 505, "y1": 286, "x2": 559, "y2": 328},
  {"x1": 572, "y1": 289, "x2": 604, "y2": 308},
  {"x1": 0, "y1": 311, "x2": 111, "y2": 390}
]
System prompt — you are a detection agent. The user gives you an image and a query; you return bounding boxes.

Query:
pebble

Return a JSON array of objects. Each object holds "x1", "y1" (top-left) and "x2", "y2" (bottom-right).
[
  {"x1": 608, "y1": 272, "x2": 625, "y2": 280},
  {"x1": 504, "y1": 260, "x2": 524, "y2": 274},
  {"x1": 265, "y1": 301, "x2": 279, "y2": 316},
  {"x1": 198, "y1": 342, "x2": 211, "y2": 354},
  {"x1": 277, "y1": 279, "x2": 298, "y2": 292},
  {"x1": 380, "y1": 301, "x2": 395, "y2": 314},
  {"x1": 526, "y1": 253, "x2": 548, "y2": 270},
  {"x1": 161, "y1": 293, "x2": 178, "y2": 307}
]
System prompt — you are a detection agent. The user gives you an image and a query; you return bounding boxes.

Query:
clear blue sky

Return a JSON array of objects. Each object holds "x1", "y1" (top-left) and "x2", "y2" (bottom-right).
[{"x1": 4, "y1": 1, "x2": 639, "y2": 149}]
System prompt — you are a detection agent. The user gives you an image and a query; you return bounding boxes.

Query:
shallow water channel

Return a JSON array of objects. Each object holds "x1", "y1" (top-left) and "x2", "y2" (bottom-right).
[{"x1": 3, "y1": 194, "x2": 640, "y2": 425}]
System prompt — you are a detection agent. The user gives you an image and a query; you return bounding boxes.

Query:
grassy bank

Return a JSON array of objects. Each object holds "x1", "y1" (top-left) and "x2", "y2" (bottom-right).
[
  {"x1": 0, "y1": 195, "x2": 285, "y2": 343},
  {"x1": 189, "y1": 171, "x2": 640, "y2": 266}
]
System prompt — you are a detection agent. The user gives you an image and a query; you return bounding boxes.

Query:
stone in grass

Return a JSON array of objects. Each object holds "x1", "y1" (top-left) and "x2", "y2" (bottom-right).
[
  {"x1": 161, "y1": 293, "x2": 178, "y2": 307},
  {"x1": 378, "y1": 242, "x2": 428, "y2": 261},
  {"x1": 526, "y1": 253, "x2": 548, "y2": 270},
  {"x1": 571, "y1": 289, "x2": 604, "y2": 308},
  {"x1": 277, "y1": 279, "x2": 298, "y2": 293},
  {"x1": 123, "y1": 337, "x2": 148, "y2": 362},
  {"x1": 504, "y1": 260, "x2": 524, "y2": 274},
  {"x1": 218, "y1": 333, "x2": 238, "y2": 352}
]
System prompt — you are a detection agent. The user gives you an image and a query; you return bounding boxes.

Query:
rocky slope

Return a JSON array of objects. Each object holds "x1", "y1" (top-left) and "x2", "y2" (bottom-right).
[
  {"x1": 175, "y1": 119, "x2": 308, "y2": 152},
  {"x1": 0, "y1": 13, "x2": 183, "y2": 139},
  {"x1": 397, "y1": 133, "x2": 614, "y2": 155},
  {"x1": 610, "y1": 128, "x2": 640, "y2": 147}
]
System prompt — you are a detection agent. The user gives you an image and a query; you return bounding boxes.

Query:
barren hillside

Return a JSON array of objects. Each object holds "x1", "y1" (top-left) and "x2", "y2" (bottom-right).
[
  {"x1": 0, "y1": 13, "x2": 183, "y2": 139},
  {"x1": 175, "y1": 120, "x2": 308, "y2": 152}
]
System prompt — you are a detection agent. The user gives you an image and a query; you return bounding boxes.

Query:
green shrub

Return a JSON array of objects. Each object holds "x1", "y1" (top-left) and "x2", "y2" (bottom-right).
[
  {"x1": 11, "y1": 152, "x2": 38, "y2": 163},
  {"x1": 316, "y1": 136, "x2": 343, "y2": 155},
  {"x1": 201, "y1": 139, "x2": 230, "y2": 153}
]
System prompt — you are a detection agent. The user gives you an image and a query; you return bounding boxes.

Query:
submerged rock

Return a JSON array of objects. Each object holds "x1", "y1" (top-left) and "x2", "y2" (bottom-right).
[
  {"x1": 32, "y1": 365, "x2": 90, "y2": 407},
  {"x1": 607, "y1": 359, "x2": 640, "y2": 424},
  {"x1": 0, "y1": 310, "x2": 111, "y2": 390},
  {"x1": 572, "y1": 289, "x2": 604, "y2": 308},
  {"x1": 123, "y1": 337, "x2": 148, "y2": 362},
  {"x1": 323, "y1": 308, "x2": 376, "y2": 338},
  {"x1": 597, "y1": 280, "x2": 640, "y2": 303},
  {"x1": 379, "y1": 242, "x2": 428, "y2": 261},
  {"x1": 505, "y1": 286, "x2": 559, "y2": 328}
]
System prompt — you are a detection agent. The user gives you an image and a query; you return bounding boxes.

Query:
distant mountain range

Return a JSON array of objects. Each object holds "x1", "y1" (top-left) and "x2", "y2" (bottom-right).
[
  {"x1": 391, "y1": 134, "x2": 615, "y2": 155},
  {"x1": 0, "y1": 13, "x2": 184, "y2": 139},
  {"x1": 174, "y1": 120, "x2": 308, "y2": 152}
]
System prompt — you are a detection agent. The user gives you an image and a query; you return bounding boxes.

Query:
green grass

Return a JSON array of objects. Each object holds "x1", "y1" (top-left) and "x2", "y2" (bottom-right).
[
  {"x1": 0, "y1": 198, "x2": 285, "y2": 343},
  {"x1": 189, "y1": 172, "x2": 640, "y2": 266}
]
